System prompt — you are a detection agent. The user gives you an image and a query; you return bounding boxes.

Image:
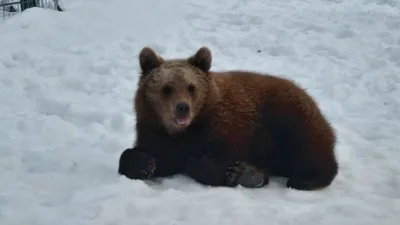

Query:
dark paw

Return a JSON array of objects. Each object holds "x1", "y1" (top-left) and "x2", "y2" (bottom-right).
[
  {"x1": 225, "y1": 161, "x2": 265, "y2": 188},
  {"x1": 118, "y1": 148, "x2": 156, "y2": 180}
]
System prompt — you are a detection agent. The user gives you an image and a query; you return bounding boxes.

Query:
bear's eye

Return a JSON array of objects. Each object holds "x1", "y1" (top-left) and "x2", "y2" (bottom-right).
[
  {"x1": 162, "y1": 85, "x2": 173, "y2": 96},
  {"x1": 188, "y1": 84, "x2": 196, "y2": 94}
]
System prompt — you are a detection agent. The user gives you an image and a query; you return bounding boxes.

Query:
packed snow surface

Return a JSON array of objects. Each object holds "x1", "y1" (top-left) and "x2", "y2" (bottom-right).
[{"x1": 1, "y1": 0, "x2": 400, "y2": 224}]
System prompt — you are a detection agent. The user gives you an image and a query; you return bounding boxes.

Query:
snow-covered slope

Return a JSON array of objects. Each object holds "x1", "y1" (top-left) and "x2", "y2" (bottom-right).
[{"x1": 1, "y1": 0, "x2": 399, "y2": 224}]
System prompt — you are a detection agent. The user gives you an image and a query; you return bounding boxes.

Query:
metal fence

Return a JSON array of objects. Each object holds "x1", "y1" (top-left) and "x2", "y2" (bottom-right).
[{"x1": 1, "y1": 0, "x2": 62, "y2": 20}]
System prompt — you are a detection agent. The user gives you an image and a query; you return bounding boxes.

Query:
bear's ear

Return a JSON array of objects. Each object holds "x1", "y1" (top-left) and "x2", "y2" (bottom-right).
[
  {"x1": 188, "y1": 47, "x2": 212, "y2": 73},
  {"x1": 139, "y1": 47, "x2": 164, "y2": 74}
]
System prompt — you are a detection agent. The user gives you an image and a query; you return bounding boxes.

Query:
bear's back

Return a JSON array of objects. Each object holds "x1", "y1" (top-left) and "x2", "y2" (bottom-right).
[{"x1": 207, "y1": 71, "x2": 324, "y2": 159}]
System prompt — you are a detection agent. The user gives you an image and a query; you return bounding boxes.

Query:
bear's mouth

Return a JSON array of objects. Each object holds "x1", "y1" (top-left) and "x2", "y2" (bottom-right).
[{"x1": 175, "y1": 116, "x2": 191, "y2": 126}]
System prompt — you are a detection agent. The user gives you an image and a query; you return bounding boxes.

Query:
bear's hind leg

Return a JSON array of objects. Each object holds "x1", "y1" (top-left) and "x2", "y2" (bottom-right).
[
  {"x1": 264, "y1": 90, "x2": 339, "y2": 191},
  {"x1": 283, "y1": 118, "x2": 338, "y2": 191},
  {"x1": 286, "y1": 154, "x2": 338, "y2": 191}
]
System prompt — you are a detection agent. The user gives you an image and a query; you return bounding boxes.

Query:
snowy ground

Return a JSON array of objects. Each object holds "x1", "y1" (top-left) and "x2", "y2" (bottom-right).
[{"x1": 1, "y1": 0, "x2": 400, "y2": 224}]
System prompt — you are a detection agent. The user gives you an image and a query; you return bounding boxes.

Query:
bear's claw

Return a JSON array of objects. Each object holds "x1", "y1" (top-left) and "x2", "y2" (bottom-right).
[
  {"x1": 140, "y1": 158, "x2": 156, "y2": 180},
  {"x1": 225, "y1": 161, "x2": 265, "y2": 188}
]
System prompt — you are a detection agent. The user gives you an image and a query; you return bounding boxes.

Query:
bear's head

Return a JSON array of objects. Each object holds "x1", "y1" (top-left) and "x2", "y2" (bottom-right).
[{"x1": 135, "y1": 46, "x2": 214, "y2": 134}]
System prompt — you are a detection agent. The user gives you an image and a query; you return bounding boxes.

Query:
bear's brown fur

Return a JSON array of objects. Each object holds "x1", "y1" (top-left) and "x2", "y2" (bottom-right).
[{"x1": 118, "y1": 46, "x2": 338, "y2": 191}]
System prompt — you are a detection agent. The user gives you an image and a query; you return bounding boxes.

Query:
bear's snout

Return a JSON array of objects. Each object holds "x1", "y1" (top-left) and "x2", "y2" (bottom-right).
[{"x1": 176, "y1": 102, "x2": 190, "y2": 118}]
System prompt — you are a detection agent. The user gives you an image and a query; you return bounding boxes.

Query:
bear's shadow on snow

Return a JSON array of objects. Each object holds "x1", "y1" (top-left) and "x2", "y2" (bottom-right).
[{"x1": 143, "y1": 175, "x2": 288, "y2": 192}]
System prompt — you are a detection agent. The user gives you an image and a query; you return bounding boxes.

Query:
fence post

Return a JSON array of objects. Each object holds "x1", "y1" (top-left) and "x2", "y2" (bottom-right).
[
  {"x1": 54, "y1": 0, "x2": 62, "y2": 11},
  {"x1": 21, "y1": 0, "x2": 37, "y2": 11}
]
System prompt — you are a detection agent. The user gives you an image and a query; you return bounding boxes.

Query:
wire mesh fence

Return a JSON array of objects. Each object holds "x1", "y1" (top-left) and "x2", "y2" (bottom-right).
[{"x1": 1, "y1": 0, "x2": 62, "y2": 20}]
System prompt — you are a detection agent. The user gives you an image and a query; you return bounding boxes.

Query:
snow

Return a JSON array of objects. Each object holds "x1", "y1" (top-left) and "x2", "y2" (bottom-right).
[{"x1": 1, "y1": 0, "x2": 400, "y2": 224}]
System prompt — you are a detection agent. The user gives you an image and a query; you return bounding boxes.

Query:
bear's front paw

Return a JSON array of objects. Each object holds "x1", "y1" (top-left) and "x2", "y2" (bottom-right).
[
  {"x1": 225, "y1": 161, "x2": 266, "y2": 188},
  {"x1": 118, "y1": 149, "x2": 156, "y2": 180}
]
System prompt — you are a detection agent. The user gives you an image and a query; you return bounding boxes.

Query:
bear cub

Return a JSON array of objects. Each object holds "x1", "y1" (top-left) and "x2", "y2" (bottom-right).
[{"x1": 118, "y1": 46, "x2": 338, "y2": 191}]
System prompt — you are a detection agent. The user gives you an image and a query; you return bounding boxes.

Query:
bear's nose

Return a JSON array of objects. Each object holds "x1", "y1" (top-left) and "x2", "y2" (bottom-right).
[{"x1": 176, "y1": 102, "x2": 190, "y2": 117}]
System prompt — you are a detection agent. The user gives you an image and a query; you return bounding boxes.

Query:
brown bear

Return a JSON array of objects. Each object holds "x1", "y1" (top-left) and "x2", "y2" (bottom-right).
[{"x1": 118, "y1": 46, "x2": 338, "y2": 191}]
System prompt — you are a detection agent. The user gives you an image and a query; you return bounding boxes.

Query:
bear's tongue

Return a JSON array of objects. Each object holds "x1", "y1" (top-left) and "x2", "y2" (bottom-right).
[{"x1": 176, "y1": 117, "x2": 190, "y2": 125}]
